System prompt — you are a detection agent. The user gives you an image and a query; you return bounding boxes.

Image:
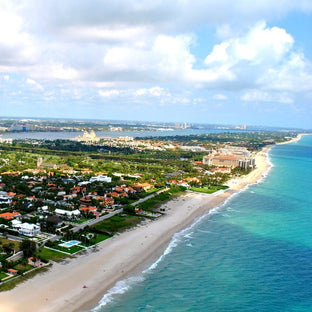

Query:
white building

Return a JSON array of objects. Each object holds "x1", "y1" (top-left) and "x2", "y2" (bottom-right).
[
  {"x1": 0, "y1": 195, "x2": 12, "y2": 204},
  {"x1": 12, "y1": 221, "x2": 40, "y2": 237},
  {"x1": 55, "y1": 208, "x2": 81, "y2": 218},
  {"x1": 89, "y1": 175, "x2": 112, "y2": 183}
]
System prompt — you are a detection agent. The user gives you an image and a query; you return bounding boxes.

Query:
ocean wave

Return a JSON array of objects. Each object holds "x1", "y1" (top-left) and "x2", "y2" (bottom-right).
[
  {"x1": 92, "y1": 275, "x2": 145, "y2": 311},
  {"x1": 93, "y1": 205, "x2": 225, "y2": 310}
]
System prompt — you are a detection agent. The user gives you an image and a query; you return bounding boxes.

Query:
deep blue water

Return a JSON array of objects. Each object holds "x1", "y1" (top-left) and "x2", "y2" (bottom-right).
[{"x1": 94, "y1": 135, "x2": 312, "y2": 312}]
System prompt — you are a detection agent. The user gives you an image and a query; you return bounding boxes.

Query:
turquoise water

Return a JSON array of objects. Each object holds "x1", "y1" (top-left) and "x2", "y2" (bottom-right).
[{"x1": 94, "y1": 135, "x2": 312, "y2": 312}]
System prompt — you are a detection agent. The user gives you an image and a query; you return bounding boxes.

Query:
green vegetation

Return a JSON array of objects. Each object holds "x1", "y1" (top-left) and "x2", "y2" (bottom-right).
[
  {"x1": 92, "y1": 215, "x2": 142, "y2": 235},
  {"x1": 20, "y1": 239, "x2": 37, "y2": 258},
  {"x1": 36, "y1": 247, "x2": 68, "y2": 262},
  {"x1": 0, "y1": 272, "x2": 8, "y2": 280},
  {"x1": 14, "y1": 263, "x2": 32, "y2": 273},
  {"x1": 0, "y1": 267, "x2": 49, "y2": 292},
  {"x1": 190, "y1": 185, "x2": 229, "y2": 194},
  {"x1": 47, "y1": 242, "x2": 84, "y2": 255}
]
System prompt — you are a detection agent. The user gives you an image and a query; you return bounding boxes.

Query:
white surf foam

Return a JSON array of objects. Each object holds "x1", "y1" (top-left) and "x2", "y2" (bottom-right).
[{"x1": 92, "y1": 275, "x2": 145, "y2": 311}]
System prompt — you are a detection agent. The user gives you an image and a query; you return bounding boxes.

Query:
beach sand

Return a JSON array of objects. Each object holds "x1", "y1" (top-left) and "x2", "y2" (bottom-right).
[{"x1": 0, "y1": 145, "x2": 273, "y2": 312}]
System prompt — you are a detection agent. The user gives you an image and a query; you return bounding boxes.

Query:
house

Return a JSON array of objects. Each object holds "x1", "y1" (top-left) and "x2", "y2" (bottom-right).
[
  {"x1": 80, "y1": 196, "x2": 92, "y2": 205},
  {"x1": 133, "y1": 183, "x2": 153, "y2": 192},
  {"x1": 0, "y1": 196, "x2": 13, "y2": 204},
  {"x1": 0, "y1": 212, "x2": 21, "y2": 220},
  {"x1": 46, "y1": 215, "x2": 63, "y2": 227},
  {"x1": 55, "y1": 208, "x2": 81, "y2": 219},
  {"x1": 79, "y1": 206, "x2": 97, "y2": 216},
  {"x1": 18, "y1": 223, "x2": 41, "y2": 237},
  {"x1": 89, "y1": 175, "x2": 112, "y2": 183},
  {"x1": 102, "y1": 197, "x2": 114, "y2": 206},
  {"x1": 7, "y1": 268, "x2": 18, "y2": 275}
]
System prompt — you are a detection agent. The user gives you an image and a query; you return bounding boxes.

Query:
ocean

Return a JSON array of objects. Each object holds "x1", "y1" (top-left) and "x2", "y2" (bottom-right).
[{"x1": 93, "y1": 135, "x2": 312, "y2": 312}]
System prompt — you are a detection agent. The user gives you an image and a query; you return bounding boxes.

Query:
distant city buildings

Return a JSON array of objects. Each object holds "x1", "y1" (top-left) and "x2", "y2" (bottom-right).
[
  {"x1": 76, "y1": 130, "x2": 100, "y2": 143},
  {"x1": 109, "y1": 125, "x2": 123, "y2": 132},
  {"x1": 0, "y1": 137, "x2": 13, "y2": 144}
]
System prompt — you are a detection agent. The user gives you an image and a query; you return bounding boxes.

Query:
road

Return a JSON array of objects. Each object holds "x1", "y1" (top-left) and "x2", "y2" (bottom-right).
[
  {"x1": 71, "y1": 208, "x2": 123, "y2": 232},
  {"x1": 130, "y1": 187, "x2": 169, "y2": 206}
]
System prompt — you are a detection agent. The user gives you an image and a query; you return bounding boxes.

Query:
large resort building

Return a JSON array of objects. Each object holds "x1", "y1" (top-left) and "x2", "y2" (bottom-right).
[
  {"x1": 76, "y1": 130, "x2": 100, "y2": 143},
  {"x1": 203, "y1": 146, "x2": 255, "y2": 170}
]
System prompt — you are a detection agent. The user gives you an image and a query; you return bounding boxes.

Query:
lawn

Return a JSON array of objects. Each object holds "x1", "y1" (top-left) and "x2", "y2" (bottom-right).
[
  {"x1": 92, "y1": 215, "x2": 142, "y2": 235},
  {"x1": 0, "y1": 238, "x2": 21, "y2": 251},
  {"x1": 190, "y1": 185, "x2": 229, "y2": 194},
  {"x1": 14, "y1": 263, "x2": 32, "y2": 272},
  {"x1": 36, "y1": 247, "x2": 68, "y2": 262},
  {"x1": 0, "y1": 272, "x2": 8, "y2": 280},
  {"x1": 53, "y1": 244, "x2": 84, "y2": 254}
]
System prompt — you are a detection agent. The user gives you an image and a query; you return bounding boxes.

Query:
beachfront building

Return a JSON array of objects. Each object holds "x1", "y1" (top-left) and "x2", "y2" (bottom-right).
[{"x1": 203, "y1": 151, "x2": 255, "y2": 170}]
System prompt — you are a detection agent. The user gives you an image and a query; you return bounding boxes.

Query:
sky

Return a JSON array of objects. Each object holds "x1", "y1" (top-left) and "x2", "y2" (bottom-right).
[{"x1": 0, "y1": 1, "x2": 312, "y2": 129}]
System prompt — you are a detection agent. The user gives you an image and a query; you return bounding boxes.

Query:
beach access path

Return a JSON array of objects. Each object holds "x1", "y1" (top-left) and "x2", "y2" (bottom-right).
[{"x1": 0, "y1": 145, "x2": 271, "y2": 312}]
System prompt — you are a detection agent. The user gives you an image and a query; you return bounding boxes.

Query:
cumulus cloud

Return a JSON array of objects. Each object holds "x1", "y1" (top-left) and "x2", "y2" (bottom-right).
[
  {"x1": 0, "y1": 0, "x2": 312, "y2": 126},
  {"x1": 0, "y1": 5, "x2": 39, "y2": 69}
]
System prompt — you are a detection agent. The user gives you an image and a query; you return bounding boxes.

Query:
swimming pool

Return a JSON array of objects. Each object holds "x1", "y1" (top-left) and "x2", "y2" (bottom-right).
[{"x1": 59, "y1": 240, "x2": 81, "y2": 248}]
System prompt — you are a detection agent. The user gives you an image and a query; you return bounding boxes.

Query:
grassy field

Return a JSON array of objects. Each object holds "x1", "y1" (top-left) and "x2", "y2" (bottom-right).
[
  {"x1": 53, "y1": 244, "x2": 84, "y2": 254},
  {"x1": 0, "y1": 272, "x2": 8, "y2": 280},
  {"x1": 137, "y1": 191, "x2": 171, "y2": 211},
  {"x1": 36, "y1": 247, "x2": 68, "y2": 262},
  {"x1": 0, "y1": 238, "x2": 21, "y2": 251},
  {"x1": 14, "y1": 263, "x2": 33, "y2": 273},
  {"x1": 92, "y1": 214, "x2": 142, "y2": 235},
  {"x1": 190, "y1": 185, "x2": 229, "y2": 194}
]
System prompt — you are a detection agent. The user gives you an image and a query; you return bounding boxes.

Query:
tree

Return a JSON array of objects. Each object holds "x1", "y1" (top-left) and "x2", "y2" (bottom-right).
[
  {"x1": 20, "y1": 239, "x2": 37, "y2": 258},
  {"x1": 1, "y1": 259, "x2": 9, "y2": 271}
]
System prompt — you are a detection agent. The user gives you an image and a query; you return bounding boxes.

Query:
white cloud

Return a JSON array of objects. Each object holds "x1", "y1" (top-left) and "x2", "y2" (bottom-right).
[
  {"x1": 241, "y1": 90, "x2": 293, "y2": 104},
  {"x1": 98, "y1": 89, "x2": 120, "y2": 98},
  {"x1": 0, "y1": 4, "x2": 39, "y2": 68},
  {"x1": 26, "y1": 78, "x2": 44, "y2": 91},
  {"x1": 134, "y1": 86, "x2": 169, "y2": 97},
  {"x1": 202, "y1": 22, "x2": 295, "y2": 87}
]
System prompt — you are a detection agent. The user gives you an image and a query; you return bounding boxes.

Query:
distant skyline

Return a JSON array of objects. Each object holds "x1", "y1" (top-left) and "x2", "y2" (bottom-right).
[{"x1": 0, "y1": 1, "x2": 312, "y2": 129}]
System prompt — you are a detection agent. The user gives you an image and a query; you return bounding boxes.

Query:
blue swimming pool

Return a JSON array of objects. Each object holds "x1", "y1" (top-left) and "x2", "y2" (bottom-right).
[{"x1": 59, "y1": 240, "x2": 81, "y2": 248}]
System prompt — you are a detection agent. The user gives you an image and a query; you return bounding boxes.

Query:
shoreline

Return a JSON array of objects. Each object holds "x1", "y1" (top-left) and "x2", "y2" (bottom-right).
[{"x1": 0, "y1": 138, "x2": 298, "y2": 312}]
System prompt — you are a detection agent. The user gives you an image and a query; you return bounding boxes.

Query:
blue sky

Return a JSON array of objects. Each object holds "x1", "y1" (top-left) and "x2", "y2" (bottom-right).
[{"x1": 0, "y1": 1, "x2": 312, "y2": 129}]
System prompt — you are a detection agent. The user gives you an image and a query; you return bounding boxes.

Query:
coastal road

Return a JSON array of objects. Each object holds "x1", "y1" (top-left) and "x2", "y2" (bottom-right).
[
  {"x1": 130, "y1": 187, "x2": 169, "y2": 206},
  {"x1": 71, "y1": 209, "x2": 123, "y2": 232}
]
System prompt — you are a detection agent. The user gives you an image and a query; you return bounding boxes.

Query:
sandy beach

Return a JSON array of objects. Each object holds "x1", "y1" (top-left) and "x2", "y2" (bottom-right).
[{"x1": 0, "y1": 144, "x2": 274, "y2": 312}]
